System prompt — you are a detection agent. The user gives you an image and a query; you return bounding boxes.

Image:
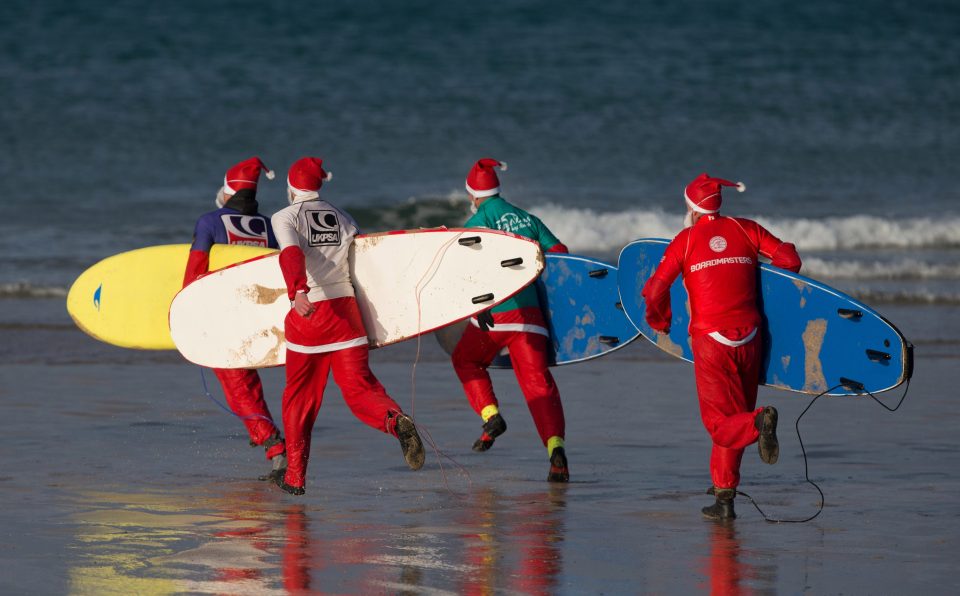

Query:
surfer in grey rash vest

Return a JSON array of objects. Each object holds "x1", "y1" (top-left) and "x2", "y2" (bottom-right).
[
  {"x1": 183, "y1": 157, "x2": 286, "y2": 483},
  {"x1": 452, "y1": 158, "x2": 571, "y2": 482},
  {"x1": 270, "y1": 156, "x2": 425, "y2": 496},
  {"x1": 642, "y1": 173, "x2": 801, "y2": 520}
]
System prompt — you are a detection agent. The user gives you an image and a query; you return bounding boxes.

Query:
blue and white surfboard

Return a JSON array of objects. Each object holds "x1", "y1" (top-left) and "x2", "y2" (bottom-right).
[
  {"x1": 617, "y1": 238, "x2": 913, "y2": 396},
  {"x1": 435, "y1": 253, "x2": 641, "y2": 367}
]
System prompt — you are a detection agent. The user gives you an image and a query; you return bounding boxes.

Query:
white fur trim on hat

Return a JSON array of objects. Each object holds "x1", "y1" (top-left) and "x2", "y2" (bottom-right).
[
  {"x1": 684, "y1": 191, "x2": 720, "y2": 214},
  {"x1": 466, "y1": 183, "x2": 501, "y2": 198}
]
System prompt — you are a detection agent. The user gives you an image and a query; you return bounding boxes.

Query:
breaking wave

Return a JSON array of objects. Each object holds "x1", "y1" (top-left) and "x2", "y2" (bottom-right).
[
  {"x1": 0, "y1": 282, "x2": 68, "y2": 299},
  {"x1": 352, "y1": 198, "x2": 960, "y2": 253}
]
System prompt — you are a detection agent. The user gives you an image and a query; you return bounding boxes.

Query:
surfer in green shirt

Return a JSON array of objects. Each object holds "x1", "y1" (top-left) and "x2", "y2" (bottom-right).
[{"x1": 452, "y1": 158, "x2": 571, "y2": 482}]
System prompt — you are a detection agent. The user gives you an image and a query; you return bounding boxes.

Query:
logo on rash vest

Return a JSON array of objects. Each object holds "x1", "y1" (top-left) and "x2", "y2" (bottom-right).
[
  {"x1": 709, "y1": 236, "x2": 728, "y2": 253},
  {"x1": 221, "y1": 214, "x2": 269, "y2": 246},
  {"x1": 496, "y1": 212, "x2": 533, "y2": 234},
  {"x1": 306, "y1": 210, "x2": 341, "y2": 246}
]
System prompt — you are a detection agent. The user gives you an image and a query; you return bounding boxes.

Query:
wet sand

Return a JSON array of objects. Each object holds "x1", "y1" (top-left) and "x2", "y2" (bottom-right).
[{"x1": 1, "y1": 300, "x2": 958, "y2": 594}]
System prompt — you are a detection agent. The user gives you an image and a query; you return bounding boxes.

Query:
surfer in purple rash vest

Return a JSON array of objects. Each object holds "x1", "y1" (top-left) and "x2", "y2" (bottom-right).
[
  {"x1": 182, "y1": 157, "x2": 287, "y2": 483},
  {"x1": 452, "y1": 158, "x2": 571, "y2": 482},
  {"x1": 642, "y1": 173, "x2": 802, "y2": 520}
]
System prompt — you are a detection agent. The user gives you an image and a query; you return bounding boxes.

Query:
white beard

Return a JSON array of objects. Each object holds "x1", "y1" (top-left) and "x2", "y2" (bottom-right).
[
  {"x1": 215, "y1": 187, "x2": 226, "y2": 208},
  {"x1": 683, "y1": 210, "x2": 694, "y2": 228},
  {"x1": 470, "y1": 202, "x2": 478, "y2": 214}
]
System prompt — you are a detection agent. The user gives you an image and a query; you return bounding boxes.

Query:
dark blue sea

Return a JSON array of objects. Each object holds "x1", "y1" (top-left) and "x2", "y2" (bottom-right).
[{"x1": 2, "y1": 0, "x2": 958, "y2": 304}]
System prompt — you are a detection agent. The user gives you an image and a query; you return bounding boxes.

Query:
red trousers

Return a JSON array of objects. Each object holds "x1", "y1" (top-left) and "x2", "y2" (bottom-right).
[
  {"x1": 281, "y1": 345, "x2": 402, "y2": 489},
  {"x1": 213, "y1": 368, "x2": 284, "y2": 459},
  {"x1": 691, "y1": 332, "x2": 764, "y2": 489},
  {"x1": 452, "y1": 324, "x2": 565, "y2": 446}
]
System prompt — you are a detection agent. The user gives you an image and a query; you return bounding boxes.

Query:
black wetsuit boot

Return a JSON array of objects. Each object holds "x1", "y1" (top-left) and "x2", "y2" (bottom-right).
[
  {"x1": 472, "y1": 413, "x2": 507, "y2": 452},
  {"x1": 702, "y1": 487, "x2": 736, "y2": 520}
]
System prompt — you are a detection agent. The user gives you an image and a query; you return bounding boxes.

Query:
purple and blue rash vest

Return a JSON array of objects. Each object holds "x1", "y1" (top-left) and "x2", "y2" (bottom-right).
[{"x1": 190, "y1": 207, "x2": 278, "y2": 252}]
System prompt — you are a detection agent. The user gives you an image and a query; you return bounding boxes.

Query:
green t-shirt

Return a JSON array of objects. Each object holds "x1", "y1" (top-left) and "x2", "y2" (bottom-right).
[{"x1": 464, "y1": 196, "x2": 561, "y2": 314}]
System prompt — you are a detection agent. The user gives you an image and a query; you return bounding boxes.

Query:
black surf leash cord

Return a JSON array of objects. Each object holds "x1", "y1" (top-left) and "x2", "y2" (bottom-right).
[
  {"x1": 199, "y1": 367, "x2": 274, "y2": 425},
  {"x1": 737, "y1": 377, "x2": 912, "y2": 523}
]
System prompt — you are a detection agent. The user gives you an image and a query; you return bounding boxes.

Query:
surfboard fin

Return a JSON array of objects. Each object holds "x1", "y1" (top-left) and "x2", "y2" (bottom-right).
[{"x1": 840, "y1": 377, "x2": 865, "y2": 392}]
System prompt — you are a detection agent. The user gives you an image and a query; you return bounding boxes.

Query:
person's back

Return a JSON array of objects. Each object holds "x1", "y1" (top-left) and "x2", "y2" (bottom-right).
[
  {"x1": 271, "y1": 197, "x2": 356, "y2": 303},
  {"x1": 191, "y1": 200, "x2": 275, "y2": 248},
  {"x1": 464, "y1": 194, "x2": 566, "y2": 317},
  {"x1": 670, "y1": 215, "x2": 793, "y2": 336}
]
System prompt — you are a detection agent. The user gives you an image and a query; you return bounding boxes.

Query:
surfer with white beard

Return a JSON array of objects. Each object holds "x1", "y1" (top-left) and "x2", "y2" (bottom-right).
[
  {"x1": 642, "y1": 173, "x2": 802, "y2": 520},
  {"x1": 269, "y1": 156, "x2": 425, "y2": 496},
  {"x1": 451, "y1": 158, "x2": 572, "y2": 482},
  {"x1": 183, "y1": 157, "x2": 287, "y2": 483}
]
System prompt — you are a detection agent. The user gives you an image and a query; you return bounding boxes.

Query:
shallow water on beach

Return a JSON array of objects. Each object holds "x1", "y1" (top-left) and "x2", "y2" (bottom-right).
[{"x1": 1, "y1": 300, "x2": 958, "y2": 594}]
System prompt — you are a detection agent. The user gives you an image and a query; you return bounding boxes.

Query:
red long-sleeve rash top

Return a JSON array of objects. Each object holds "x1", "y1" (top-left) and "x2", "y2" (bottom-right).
[{"x1": 642, "y1": 215, "x2": 801, "y2": 337}]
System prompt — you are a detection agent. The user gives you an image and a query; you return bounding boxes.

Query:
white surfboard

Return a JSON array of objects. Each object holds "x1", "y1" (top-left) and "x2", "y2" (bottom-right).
[{"x1": 169, "y1": 228, "x2": 544, "y2": 368}]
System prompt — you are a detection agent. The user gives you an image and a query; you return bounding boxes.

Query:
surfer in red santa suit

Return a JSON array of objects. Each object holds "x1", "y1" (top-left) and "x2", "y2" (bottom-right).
[
  {"x1": 642, "y1": 173, "x2": 802, "y2": 520},
  {"x1": 452, "y1": 158, "x2": 571, "y2": 482},
  {"x1": 270, "y1": 156, "x2": 425, "y2": 496},
  {"x1": 183, "y1": 157, "x2": 286, "y2": 482}
]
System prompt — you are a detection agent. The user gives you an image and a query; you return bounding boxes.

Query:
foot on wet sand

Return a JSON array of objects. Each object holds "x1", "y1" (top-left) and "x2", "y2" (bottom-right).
[
  {"x1": 258, "y1": 453, "x2": 287, "y2": 483},
  {"x1": 547, "y1": 446, "x2": 569, "y2": 483},
  {"x1": 472, "y1": 413, "x2": 507, "y2": 452},
  {"x1": 701, "y1": 488, "x2": 736, "y2": 520},
  {"x1": 277, "y1": 481, "x2": 305, "y2": 496}
]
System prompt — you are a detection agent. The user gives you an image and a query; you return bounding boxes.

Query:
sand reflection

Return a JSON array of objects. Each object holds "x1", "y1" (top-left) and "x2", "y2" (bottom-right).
[{"x1": 66, "y1": 482, "x2": 569, "y2": 594}]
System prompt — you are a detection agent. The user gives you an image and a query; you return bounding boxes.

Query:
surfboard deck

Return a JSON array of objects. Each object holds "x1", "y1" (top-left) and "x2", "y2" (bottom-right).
[
  {"x1": 617, "y1": 238, "x2": 913, "y2": 396},
  {"x1": 67, "y1": 244, "x2": 276, "y2": 349},
  {"x1": 169, "y1": 228, "x2": 545, "y2": 368},
  {"x1": 435, "y1": 253, "x2": 641, "y2": 367}
]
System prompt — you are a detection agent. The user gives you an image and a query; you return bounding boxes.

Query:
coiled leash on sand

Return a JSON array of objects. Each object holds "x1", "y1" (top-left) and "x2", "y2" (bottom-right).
[{"x1": 738, "y1": 376, "x2": 912, "y2": 523}]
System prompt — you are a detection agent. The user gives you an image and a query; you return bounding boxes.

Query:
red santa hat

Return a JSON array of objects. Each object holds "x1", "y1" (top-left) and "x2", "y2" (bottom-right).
[
  {"x1": 287, "y1": 157, "x2": 332, "y2": 201},
  {"x1": 223, "y1": 157, "x2": 275, "y2": 194},
  {"x1": 466, "y1": 158, "x2": 508, "y2": 198},
  {"x1": 684, "y1": 172, "x2": 746, "y2": 214}
]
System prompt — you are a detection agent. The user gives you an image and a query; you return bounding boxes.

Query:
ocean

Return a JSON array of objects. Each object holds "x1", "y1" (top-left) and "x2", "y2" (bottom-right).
[
  {"x1": 3, "y1": 0, "x2": 959, "y2": 304},
  {"x1": 2, "y1": 0, "x2": 959, "y2": 593}
]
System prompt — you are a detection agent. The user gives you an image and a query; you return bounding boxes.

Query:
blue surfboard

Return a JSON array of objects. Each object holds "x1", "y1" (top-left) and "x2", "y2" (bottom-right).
[
  {"x1": 617, "y1": 238, "x2": 913, "y2": 396},
  {"x1": 435, "y1": 253, "x2": 641, "y2": 367}
]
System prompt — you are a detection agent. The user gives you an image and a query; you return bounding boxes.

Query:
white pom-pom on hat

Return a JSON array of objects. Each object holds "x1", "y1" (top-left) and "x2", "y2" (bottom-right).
[
  {"x1": 736, "y1": 182, "x2": 746, "y2": 192},
  {"x1": 499, "y1": 161, "x2": 508, "y2": 171},
  {"x1": 265, "y1": 169, "x2": 276, "y2": 180}
]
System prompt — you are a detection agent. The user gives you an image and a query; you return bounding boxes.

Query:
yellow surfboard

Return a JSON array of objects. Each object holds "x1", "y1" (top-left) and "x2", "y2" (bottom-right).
[{"x1": 67, "y1": 244, "x2": 277, "y2": 350}]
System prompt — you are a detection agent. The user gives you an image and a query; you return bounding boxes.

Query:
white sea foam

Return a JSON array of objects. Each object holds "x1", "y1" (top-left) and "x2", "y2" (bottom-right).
[
  {"x1": 527, "y1": 204, "x2": 960, "y2": 253},
  {"x1": 800, "y1": 257, "x2": 960, "y2": 280},
  {"x1": 0, "y1": 282, "x2": 68, "y2": 299}
]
